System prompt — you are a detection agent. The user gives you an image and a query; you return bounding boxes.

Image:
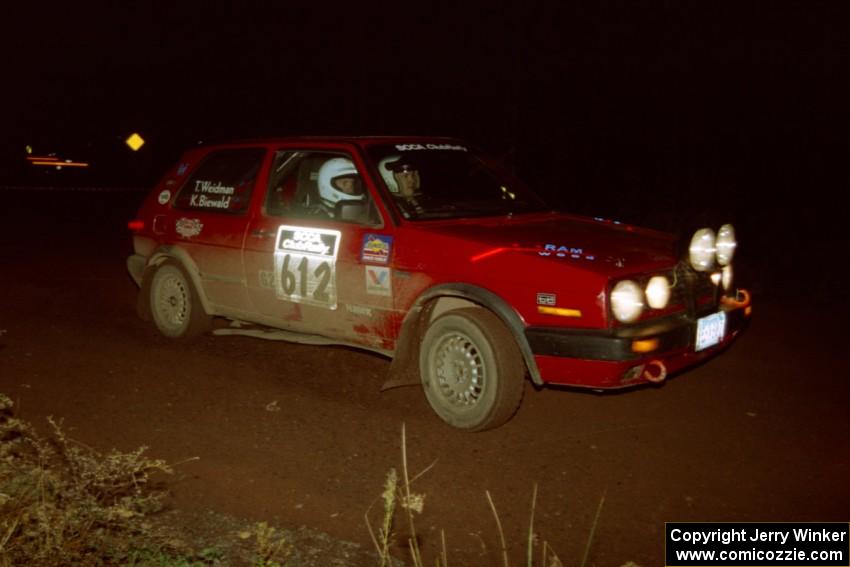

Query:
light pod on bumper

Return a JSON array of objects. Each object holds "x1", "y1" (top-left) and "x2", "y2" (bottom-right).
[
  {"x1": 611, "y1": 280, "x2": 645, "y2": 323},
  {"x1": 716, "y1": 223, "x2": 737, "y2": 266},
  {"x1": 689, "y1": 228, "x2": 716, "y2": 272}
]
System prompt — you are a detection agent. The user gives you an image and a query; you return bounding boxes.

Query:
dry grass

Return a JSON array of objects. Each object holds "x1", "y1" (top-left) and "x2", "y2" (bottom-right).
[
  {"x1": 0, "y1": 391, "x2": 382, "y2": 566},
  {"x1": 366, "y1": 424, "x2": 636, "y2": 567},
  {"x1": 0, "y1": 392, "x2": 376, "y2": 566},
  {"x1": 0, "y1": 394, "x2": 297, "y2": 566},
  {"x1": 0, "y1": 393, "x2": 179, "y2": 566},
  {"x1": 1, "y1": 392, "x2": 635, "y2": 566}
]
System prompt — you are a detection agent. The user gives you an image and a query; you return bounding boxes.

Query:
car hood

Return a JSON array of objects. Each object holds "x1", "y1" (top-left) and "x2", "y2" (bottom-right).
[{"x1": 410, "y1": 211, "x2": 678, "y2": 274}]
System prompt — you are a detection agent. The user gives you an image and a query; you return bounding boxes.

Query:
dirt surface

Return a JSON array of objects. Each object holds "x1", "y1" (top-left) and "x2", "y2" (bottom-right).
[{"x1": 1, "y1": 189, "x2": 848, "y2": 566}]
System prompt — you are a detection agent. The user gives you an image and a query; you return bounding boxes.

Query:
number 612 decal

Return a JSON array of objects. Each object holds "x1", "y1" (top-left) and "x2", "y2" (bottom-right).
[{"x1": 273, "y1": 226, "x2": 341, "y2": 309}]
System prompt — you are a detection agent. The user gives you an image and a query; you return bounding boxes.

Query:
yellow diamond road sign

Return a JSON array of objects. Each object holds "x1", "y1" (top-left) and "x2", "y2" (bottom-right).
[{"x1": 126, "y1": 133, "x2": 145, "y2": 151}]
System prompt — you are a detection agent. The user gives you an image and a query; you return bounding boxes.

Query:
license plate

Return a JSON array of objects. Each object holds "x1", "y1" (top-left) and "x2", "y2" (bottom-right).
[{"x1": 695, "y1": 312, "x2": 726, "y2": 351}]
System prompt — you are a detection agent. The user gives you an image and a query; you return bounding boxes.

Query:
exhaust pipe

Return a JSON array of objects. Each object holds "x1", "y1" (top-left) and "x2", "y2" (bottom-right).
[{"x1": 642, "y1": 360, "x2": 667, "y2": 383}]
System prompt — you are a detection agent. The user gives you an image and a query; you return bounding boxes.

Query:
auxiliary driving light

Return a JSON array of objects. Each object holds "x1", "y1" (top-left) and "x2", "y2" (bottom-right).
[
  {"x1": 689, "y1": 228, "x2": 716, "y2": 272},
  {"x1": 716, "y1": 223, "x2": 737, "y2": 266}
]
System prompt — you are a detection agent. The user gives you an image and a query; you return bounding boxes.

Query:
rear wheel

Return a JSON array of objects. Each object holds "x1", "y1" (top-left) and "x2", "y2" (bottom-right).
[
  {"x1": 419, "y1": 307, "x2": 525, "y2": 431},
  {"x1": 148, "y1": 261, "x2": 211, "y2": 339}
]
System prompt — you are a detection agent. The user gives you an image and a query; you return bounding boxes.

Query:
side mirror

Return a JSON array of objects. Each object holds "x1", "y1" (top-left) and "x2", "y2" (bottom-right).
[{"x1": 335, "y1": 200, "x2": 367, "y2": 223}]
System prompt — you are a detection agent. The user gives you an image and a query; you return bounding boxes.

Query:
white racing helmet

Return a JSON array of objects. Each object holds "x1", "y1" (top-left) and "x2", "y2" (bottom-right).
[
  {"x1": 378, "y1": 155, "x2": 400, "y2": 193},
  {"x1": 317, "y1": 157, "x2": 364, "y2": 207}
]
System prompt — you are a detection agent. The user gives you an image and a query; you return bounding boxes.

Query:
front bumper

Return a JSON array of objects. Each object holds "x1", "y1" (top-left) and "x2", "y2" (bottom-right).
[{"x1": 525, "y1": 291, "x2": 752, "y2": 388}]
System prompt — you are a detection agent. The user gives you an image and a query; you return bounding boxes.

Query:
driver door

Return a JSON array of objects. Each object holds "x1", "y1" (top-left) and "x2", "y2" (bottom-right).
[{"x1": 242, "y1": 148, "x2": 396, "y2": 349}]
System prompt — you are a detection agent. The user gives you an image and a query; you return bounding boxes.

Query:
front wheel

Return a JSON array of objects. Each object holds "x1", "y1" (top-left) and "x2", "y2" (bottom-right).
[
  {"x1": 419, "y1": 308, "x2": 525, "y2": 431},
  {"x1": 148, "y1": 261, "x2": 211, "y2": 339}
]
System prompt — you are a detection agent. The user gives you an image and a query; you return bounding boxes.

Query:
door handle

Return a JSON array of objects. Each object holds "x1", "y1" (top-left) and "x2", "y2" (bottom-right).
[{"x1": 250, "y1": 229, "x2": 275, "y2": 239}]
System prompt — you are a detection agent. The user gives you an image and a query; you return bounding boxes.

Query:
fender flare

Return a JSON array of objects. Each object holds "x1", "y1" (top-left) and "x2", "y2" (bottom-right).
[
  {"x1": 137, "y1": 246, "x2": 214, "y2": 321},
  {"x1": 385, "y1": 283, "x2": 543, "y2": 389}
]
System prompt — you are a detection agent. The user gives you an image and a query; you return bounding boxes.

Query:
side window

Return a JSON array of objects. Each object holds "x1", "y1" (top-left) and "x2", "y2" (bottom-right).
[
  {"x1": 174, "y1": 148, "x2": 265, "y2": 214},
  {"x1": 265, "y1": 150, "x2": 378, "y2": 225}
]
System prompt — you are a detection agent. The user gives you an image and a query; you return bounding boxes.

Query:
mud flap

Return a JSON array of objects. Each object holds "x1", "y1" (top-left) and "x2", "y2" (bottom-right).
[
  {"x1": 381, "y1": 354, "x2": 421, "y2": 391},
  {"x1": 380, "y1": 302, "x2": 429, "y2": 391},
  {"x1": 136, "y1": 265, "x2": 154, "y2": 321},
  {"x1": 381, "y1": 360, "x2": 422, "y2": 392}
]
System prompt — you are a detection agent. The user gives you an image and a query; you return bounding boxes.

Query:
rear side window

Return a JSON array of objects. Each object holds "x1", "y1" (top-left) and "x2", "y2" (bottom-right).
[{"x1": 174, "y1": 148, "x2": 265, "y2": 214}]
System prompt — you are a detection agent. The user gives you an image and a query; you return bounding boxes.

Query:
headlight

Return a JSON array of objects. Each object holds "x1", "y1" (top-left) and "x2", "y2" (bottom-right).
[
  {"x1": 689, "y1": 228, "x2": 716, "y2": 272},
  {"x1": 722, "y1": 264, "x2": 734, "y2": 291},
  {"x1": 645, "y1": 276, "x2": 671, "y2": 309},
  {"x1": 716, "y1": 223, "x2": 737, "y2": 266},
  {"x1": 611, "y1": 280, "x2": 644, "y2": 323}
]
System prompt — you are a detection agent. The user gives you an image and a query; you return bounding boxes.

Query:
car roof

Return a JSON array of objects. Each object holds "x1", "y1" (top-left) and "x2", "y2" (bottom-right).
[{"x1": 194, "y1": 135, "x2": 468, "y2": 150}]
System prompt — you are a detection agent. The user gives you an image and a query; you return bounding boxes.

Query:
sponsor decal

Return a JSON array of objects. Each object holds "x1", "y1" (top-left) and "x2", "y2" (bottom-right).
[
  {"x1": 157, "y1": 189, "x2": 171, "y2": 205},
  {"x1": 258, "y1": 270, "x2": 275, "y2": 289},
  {"x1": 187, "y1": 179, "x2": 236, "y2": 210},
  {"x1": 394, "y1": 143, "x2": 468, "y2": 152},
  {"x1": 193, "y1": 180, "x2": 235, "y2": 195},
  {"x1": 277, "y1": 227, "x2": 338, "y2": 257},
  {"x1": 536, "y1": 292, "x2": 557, "y2": 306},
  {"x1": 175, "y1": 218, "x2": 203, "y2": 238},
  {"x1": 538, "y1": 244, "x2": 595, "y2": 261},
  {"x1": 274, "y1": 226, "x2": 341, "y2": 309},
  {"x1": 345, "y1": 304, "x2": 374, "y2": 317},
  {"x1": 365, "y1": 266, "x2": 392, "y2": 297},
  {"x1": 361, "y1": 234, "x2": 393, "y2": 264},
  {"x1": 189, "y1": 194, "x2": 231, "y2": 209}
]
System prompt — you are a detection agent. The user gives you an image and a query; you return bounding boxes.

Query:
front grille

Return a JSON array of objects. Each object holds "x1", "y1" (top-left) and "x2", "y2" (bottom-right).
[{"x1": 671, "y1": 261, "x2": 719, "y2": 316}]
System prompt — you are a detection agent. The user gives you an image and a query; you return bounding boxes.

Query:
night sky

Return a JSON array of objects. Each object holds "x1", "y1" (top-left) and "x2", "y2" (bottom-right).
[{"x1": 3, "y1": 3, "x2": 848, "y2": 299}]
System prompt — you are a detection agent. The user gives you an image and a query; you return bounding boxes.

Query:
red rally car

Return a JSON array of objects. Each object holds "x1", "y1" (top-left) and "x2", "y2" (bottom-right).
[{"x1": 127, "y1": 137, "x2": 751, "y2": 431}]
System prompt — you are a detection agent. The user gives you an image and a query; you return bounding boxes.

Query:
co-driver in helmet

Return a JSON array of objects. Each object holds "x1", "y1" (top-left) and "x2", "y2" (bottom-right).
[{"x1": 382, "y1": 155, "x2": 428, "y2": 217}]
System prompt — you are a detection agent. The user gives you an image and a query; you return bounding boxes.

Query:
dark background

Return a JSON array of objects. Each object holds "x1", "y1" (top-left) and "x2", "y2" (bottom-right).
[{"x1": 2, "y1": 3, "x2": 848, "y2": 304}]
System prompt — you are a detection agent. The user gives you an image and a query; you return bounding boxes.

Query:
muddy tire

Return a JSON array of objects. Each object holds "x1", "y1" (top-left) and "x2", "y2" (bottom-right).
[
  {"x1": 419, "y1": 307, "x2": 525, "y2": 431},
  {"x1": 148, "y1": 261, "x2": 211, "y2": 339}
]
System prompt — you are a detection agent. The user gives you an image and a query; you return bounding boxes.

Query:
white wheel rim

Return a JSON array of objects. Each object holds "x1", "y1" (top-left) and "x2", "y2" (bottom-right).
[
  {"x1": 153, "y1": 271, "x2": 189, "y2": 332},
  {"x1": 431, "y1": 331, "x2": 486, "y2": 407}
]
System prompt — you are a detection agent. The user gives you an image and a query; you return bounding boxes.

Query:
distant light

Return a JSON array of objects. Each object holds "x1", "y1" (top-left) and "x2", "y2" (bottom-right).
[
  {"x1": 29, "y1": 159, "x2": 88, "y2": 168},
  {"x1": 25, "y1": 145, "x2": 33, "y2": 155},
  {"x1": 126, "y1": 133, "x2": 145, "y2": 151},
  {"x1": 33, "y1": 162, "x2": 88, "y2": 168}
]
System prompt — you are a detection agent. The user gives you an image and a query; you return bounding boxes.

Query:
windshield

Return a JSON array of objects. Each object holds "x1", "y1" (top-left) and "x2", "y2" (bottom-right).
[{"x1": 365, "y1": 143, "x2": 549, "y2": 220}]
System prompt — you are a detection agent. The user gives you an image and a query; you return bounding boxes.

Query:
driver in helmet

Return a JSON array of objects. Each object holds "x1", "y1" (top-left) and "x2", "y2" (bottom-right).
[{"x1": 315, "y1": 157, "x2": 364, "y2": 217}]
